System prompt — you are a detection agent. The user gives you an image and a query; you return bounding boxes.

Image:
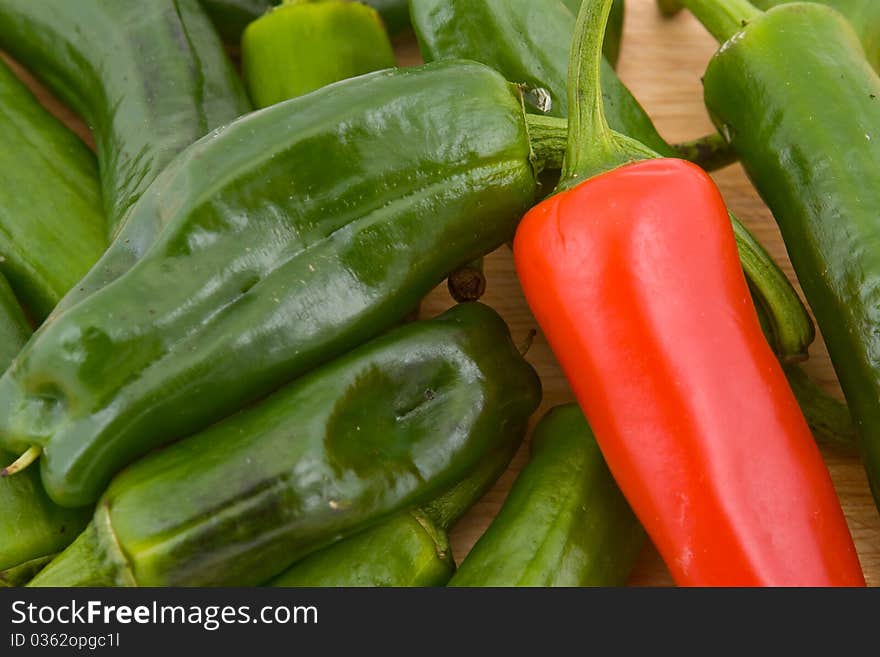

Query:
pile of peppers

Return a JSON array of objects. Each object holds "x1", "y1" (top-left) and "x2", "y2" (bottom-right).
[{"x1": 0, "y1": 0, "x2": 876, "y2": 587}]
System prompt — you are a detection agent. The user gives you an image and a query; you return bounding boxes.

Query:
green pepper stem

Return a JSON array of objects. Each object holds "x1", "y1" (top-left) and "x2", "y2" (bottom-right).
[
  {"x1": 783, "y1": 365, "x2": 857, "y2": 454},
  {"x1": 525, "y1": 114, "x2": 568, "y2": 172},
  {"x1": 673, "y1": 132, "x2": 738, "y2": 172},
  {"x1": 0, "y1": 445, "x2": 41, "y2": 476},
  {"x1": 560, "y1": 0, "x2": 656, "y2": 189},
  {"x1": 677, "y1": 0, "x2": 762, "y2": 43}
]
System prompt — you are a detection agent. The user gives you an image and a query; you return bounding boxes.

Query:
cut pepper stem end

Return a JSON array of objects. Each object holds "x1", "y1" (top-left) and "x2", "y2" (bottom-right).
[
  {"x1": 525, "y1": 114, "x2": 568, "y2": 173},
  {"x1": 673, "y1": 132, "x2": 738, "y2": 172},
  {"x1": 1, "y1": 445, "x2": 41, "y2": 476},
  {"x1": 560, "y1": 0, "x2": 656, "y2": 190},
  {"x1": 677, "y1": 0, "x2": 762, "y2": 43},
  {"x1": 448, "y1": 260, "x2": 487, "y2": 303},
  {"x1": 519, "y1": 329, "x2": 538, "y2": 357}
]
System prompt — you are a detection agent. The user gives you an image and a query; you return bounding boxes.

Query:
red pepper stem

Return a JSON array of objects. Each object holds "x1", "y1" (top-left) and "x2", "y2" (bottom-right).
[
  {"x1": 559, "y1": 0, "x2": 656, "y2": 190},
  {"x1": 677, "y1": 0, "x2": 762, "y2": 43}
]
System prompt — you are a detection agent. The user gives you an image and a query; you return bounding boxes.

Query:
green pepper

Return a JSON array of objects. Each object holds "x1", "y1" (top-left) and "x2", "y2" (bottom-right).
[
  {"x1": 678, "y1": 0, "x2": 880, "y2": 508},
  {"x1": 411, "y1": 0, "x2": 668, "y2": 153},
  {"x1": 410, "y1": 0, "x2": 813, "y2": 362},
  {"x1": 0, "y1": 59, "x2": 105, "y2": 321},
  {"x1": 753, "y1": 2, "x2": 880, "y2": 71},
  {"x1": 449, "y1": 405, "x2": 644, "y2": 587},
  {"x1": 0, "y1": 60, "x2": 555, "y2": 508},
  {"x1": 243, "y1": 0, "x2": 396, "y2": 108},
  {"x1": 0, "y1": 276, "x2": 91, "y2": 586},
  {"x1": 0, "y1": 0, "x2": 251, "y2": 314},
  {"x1": 271, "y1": 424, "x2": 524, "y2": 586},
  {"x1": 29, "y1": 303, "x2": 541, "y2": 587},
  {"x1": 662, "y1": 0, "x2": 880, "y2": 73}
]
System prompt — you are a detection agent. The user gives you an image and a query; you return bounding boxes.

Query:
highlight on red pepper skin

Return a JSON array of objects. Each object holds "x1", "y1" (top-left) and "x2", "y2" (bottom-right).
[{"x1": 514, "y1": 157, "x2": 865, "y2": 587}]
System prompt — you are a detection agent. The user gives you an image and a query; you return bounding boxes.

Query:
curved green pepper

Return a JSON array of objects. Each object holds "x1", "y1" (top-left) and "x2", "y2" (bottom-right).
[
  {"x1": 753, "y1": 2, "x2": 880, "y2": 71},
  {"x1": 663, "y1": 0, "x2": 880, "y2": 73},
  {"x1": 242, "y1": 0, "x2": 396, "y2": 108},
  {"x1": 0, "y1": 59, "x2": 105, "y2": 321},
  {"x1": 0, "y1": 0, "x2": 250, "y2": 313},
  {"x1": 272, "y1": 511, "x2": 455, "y2": 587},
  {"x1": 30, "y1": 303, "x2": 541, "y2": 587},
  {"x1": 0, "y1": 60, "x2": 545, "y2": 508},
  {"x1": 681, "y1": 0, "x2": 880, "y2": 509},
  {"x1": 411, "y1": 0, "x2": 669, "y2": 154},
  {"x1": 271, "y1": 425, "x2": 525, "y2": 586},
  {"x1": 0, "y1": 276, "x2": 91, "y2": 586},
  {"x1": 450, "y1": 405, "x2": 644, "y2": 587}
]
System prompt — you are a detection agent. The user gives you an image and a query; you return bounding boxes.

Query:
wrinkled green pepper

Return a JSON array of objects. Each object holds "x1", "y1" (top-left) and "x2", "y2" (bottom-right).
[
  {"x1": 0, "y1": 60, "x2": 554, "y2": 508},
  {"x1": 0, "y1": 276, "x2": 91, "y2": 586},
  {"x1": 243, "y1": 0, "x2": 396, "y2": 108},
  {"x1": 271, "y1": 424, "x2": 524, "y2": 586},
  {"x1": 679, "y1": 0, "x2": 880, "y2": 508},
  {"x1": 30, "y1": 303, "x2": 541, "y2": 587},
  {"x1": 0, "y1": 0, "x2": 250, "y2": 314},
  {"x1": 450, "y1": 405, "x2": 644, "y2": 587},
  {"x1": 410, "y1": 0, "x2": 812, "y2": 362},
  {"x1": 0, "y1": 59, "x2": 105, "y2": 321}
]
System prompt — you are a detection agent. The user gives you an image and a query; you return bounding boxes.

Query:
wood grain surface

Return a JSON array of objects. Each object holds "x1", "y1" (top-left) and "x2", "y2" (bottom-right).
[{"x1": 5, "y1": 0, "x2": 879, "y2": 586}]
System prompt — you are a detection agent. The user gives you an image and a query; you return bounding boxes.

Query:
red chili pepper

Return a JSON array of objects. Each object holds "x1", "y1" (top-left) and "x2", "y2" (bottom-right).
[{"x1": 513, "y1": 0, "x2": 864, "y2": 586}]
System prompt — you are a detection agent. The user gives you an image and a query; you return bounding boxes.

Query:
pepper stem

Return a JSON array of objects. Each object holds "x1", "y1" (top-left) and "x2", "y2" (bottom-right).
[
  {"x1": 560, "y1": 0, "x2": 656, "y2": 189},
  {"x1": 677, "y1": 0, "x2": 762, "y2": 43},
  {"x1": 525, "y1": 114, "x2": 568, "y2": 173},
  {"x1": 0, "y1": 445, "x2": 41, "y2": 476}
]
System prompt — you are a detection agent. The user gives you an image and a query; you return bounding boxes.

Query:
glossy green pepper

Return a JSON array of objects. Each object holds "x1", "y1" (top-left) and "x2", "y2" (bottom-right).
[
  {"x1": 0, "y1": 59, "x2": 105, "y2": 321},
  {"x1": 411, "y1": 0, "x2": 668, "y2": 153},
  {"x1": 0, "y1": 276, "x2": 91, "y2": 587},
  {"x1": 450, "y1": 405, "x2": 644, "y2": 587},
  {"x1": 242, "y1": 0, "x2": 396, "y2": 107},
  {"x1": 753, "y1": 2, "x2": 879, "y2": 71},
  {"x1": 410, "y1": 0, "x2": 812, "y2": 362},
  {"x1": 271, "y1": 426, "x2": 524, "y2": 586},
  {"x1": 679, "y1": 0, "x2": 880, "y2": 509},
  {"x1": 0, "y1": 0, "x2": 250, "y2": 314},
  {"x1": 662, "y1": 0, "x2": 880, "y2": 73},
  {"x1": 30, "y1": 303, "x2": 541, "y2": 587},
  {"x1": 0, "y1": 60, "x2": 551, "y2": 508}
]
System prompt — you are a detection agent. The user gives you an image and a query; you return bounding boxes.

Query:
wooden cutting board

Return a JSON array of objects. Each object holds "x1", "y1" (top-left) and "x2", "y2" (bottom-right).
[{"x1": 6, "y1": 0, "x2": 878, "y2": 586}]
